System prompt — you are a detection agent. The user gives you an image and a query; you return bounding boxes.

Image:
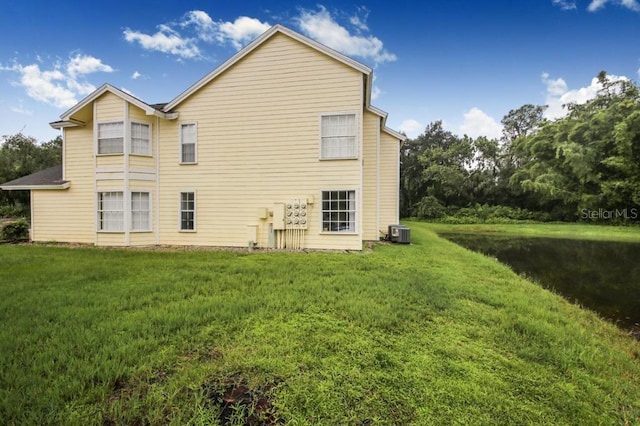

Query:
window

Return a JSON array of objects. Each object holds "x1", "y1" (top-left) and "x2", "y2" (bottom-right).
[
  {"x1": 97, "y1": 192, "x2": 124, "y2": 231},
  {"x1": 180, "y1": 123, "x2": 197, "y2": 163},
  {"x1": 97, "y1": 122, "x2": 124, "y2": 154},
  {"x1": 131, "y1": 122, "x2": 151, "y2": 155},
  {"x1": 180, "y1": 192, "x2": 195, "y2": 231},
  {"x1": 320, "y1": 114, "x2": 357, "y2": 159},
  {"x1": 321, "y1": 190, "x2": 356, "y2": 233},
  {"x1": 131, "y1": 192, "x2": 150, "y2": 231}
]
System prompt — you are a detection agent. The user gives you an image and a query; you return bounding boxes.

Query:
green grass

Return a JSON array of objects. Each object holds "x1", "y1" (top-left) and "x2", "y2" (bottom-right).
[
  {"x1": 1, "y1": 223, "x2": 639, "y2": 425},
  {"x1": 420, "y1": 220, "x2": 640, "y2": 242}
]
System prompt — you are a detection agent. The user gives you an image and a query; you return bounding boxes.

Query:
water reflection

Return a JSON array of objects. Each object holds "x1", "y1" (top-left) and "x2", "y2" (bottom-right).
[{"x1": 439, "y1": 233, "x2": 640, "y2": 332}]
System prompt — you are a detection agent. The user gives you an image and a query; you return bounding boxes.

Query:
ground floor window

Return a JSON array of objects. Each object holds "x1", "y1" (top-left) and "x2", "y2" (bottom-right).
[
  {"x1": 321, "y1": 190, "x2": 356, "y2": 233},
  {"x1": 180, "y1": 192, "x2": 195, "y2": 231},
  {"x1": 131, "y1": 192, "x2": 150, "y2": 231},
  {"x1": 97, "y1": 192, "x2": 124, "y2": 231}
]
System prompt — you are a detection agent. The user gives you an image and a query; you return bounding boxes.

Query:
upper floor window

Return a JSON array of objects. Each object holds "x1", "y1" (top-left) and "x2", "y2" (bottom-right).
[
  {"x1": 180, "y1": 123, "x2": 197, "y2": 163},
  {"x1": 320, "y1": 114, "x2": 357, "y2": 159},
  {"x1": 131, "y1": 122, "x2": 151, "y2": 155},
  {"x1": 97, "y1": 122, "x2": 124, "y2": 155}
]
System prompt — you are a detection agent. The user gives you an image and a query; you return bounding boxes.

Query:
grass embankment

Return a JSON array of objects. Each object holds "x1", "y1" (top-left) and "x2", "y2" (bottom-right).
[
  {"x1": 1, "y1": 223, "x2": 639, "y2": 424},
  {"x1": 420, "y1": 220, "x2": 640, "y2": 242}
]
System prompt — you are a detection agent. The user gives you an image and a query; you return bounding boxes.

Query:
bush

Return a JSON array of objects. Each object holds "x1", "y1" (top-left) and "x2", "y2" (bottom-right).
[
  {"x1": 1, "y1": 218, "x2": 29, "y2": 242},
  {"x1": 0, "y1": 204, "x2": 26, "y2": 218},
  {"x1": 415, "y1": 196, "x2": 447, "y2": 219}
]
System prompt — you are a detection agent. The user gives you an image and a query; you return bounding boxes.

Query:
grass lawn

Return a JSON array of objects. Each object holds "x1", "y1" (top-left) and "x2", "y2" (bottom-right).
[
  {"x1": 1, "y1": 223, "x2": 639, "y2": 424},
  {"x1": 420, "y1": 220, "x2": 640, "y2": 242}
]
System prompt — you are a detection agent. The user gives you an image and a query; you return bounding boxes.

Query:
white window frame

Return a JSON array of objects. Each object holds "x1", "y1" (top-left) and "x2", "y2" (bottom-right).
[
  {"x1": 179, "y1": 191, "x2": 196, "y2": 232},
  {"x1": 179, "y1": 122, "x2": 198, "y2": 164},
  {"x1": 97, "y1": 191, "x2": 124, "y2": 232},
  {"x1": 130, "y1": 191, "x2": 151, "y2": 232},
  {"x1": 97, "y1": 121, "x2": 124, "y2": 155},
  {"x1": 130, "y1": 121, "x2": 152, "y2": 156},
  {"x1": 319, "y1": 113, "x2": 358, "y2": 160},
  {"x1": 320, "y1": 189, "x2": 357, "y2": 234}
]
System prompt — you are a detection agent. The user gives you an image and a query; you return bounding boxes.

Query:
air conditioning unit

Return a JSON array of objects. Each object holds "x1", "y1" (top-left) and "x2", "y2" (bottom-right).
[{"x1": 388, "y1": 225, "x2": 411, "y2": 244}]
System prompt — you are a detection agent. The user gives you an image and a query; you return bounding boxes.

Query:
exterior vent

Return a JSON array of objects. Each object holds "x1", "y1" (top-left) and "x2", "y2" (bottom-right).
[{"x1": 388, "y1": 225, "x2": 411, "y2": 244}]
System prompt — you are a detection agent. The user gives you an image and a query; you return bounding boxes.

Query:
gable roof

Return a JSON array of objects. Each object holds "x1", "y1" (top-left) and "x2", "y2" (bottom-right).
[
  {"x1": 163, "y1": 24, "x2": 373, "y2": 112},
  {"x1": 0, "y1": 165, "x2": 69, "y2": 190},
  {"x1": 50, "y1": 84, "x2": 178, "y2": 129}
]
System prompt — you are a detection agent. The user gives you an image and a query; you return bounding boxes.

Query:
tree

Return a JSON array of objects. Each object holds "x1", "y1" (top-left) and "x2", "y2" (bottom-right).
[{"x1": 0, "y1": 133, "x2": 62, "y2": 215}]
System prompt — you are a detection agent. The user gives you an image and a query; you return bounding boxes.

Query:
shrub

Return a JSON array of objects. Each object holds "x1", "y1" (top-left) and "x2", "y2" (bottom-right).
[
  {"x1": 415, "y1": 196, "x2": 447, "y2": 219},
  {"x1": 1, "y1": 218, "x2": 29, "y2": 242},
  {"x1": 0, "y1": 205, "x2": 25, "y2": 218}
]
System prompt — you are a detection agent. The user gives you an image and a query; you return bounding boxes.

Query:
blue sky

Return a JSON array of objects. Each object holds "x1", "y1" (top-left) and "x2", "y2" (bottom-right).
[{"x1": 1, "y1": 0, "x2": 639, "y2": 142}]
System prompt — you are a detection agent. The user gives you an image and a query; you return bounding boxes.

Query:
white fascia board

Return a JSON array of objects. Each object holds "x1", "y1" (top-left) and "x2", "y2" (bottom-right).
[
  {"x1": 59, "y1": 84, "x2": 174, "y2": 121},
  {"x1": 0, "y1": 182, "x2": 71, "y2": 190},
  {"x1": 366, "y1": 105, "x2": 406, "y2": 142}
]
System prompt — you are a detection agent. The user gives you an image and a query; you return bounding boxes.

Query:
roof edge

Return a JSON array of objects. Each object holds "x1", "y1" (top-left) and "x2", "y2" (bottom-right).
[
  {"x1": 0, "y1": 182, "x2": 70, "y2": 190},
  {"x1": 59, "y1": 84, "x2": 177, "y2": 122},
  {"x1": 367, "y1": 105, "x2": 406, "y2": 141}
]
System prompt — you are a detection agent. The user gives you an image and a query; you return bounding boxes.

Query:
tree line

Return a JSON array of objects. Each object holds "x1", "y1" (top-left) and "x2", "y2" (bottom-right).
[
  {"x1": 401, "y1": 72, "x2": 640, "y2": 223},
  {"x1": 0, "y1": 133, "x2": 62, "y2": 217}
]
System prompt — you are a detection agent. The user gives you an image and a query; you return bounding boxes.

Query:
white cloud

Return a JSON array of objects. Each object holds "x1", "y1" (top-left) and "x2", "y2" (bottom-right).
[
  {"x1": 541, "y1": 72, "x2": 568, "y2": 96},
  {"x1": 183, "y1": 10, "x2": 216, "y2": 41},
  {"x1": 542, "y1": 72, "x2": 629, "y2": 119},
  {"x1": 67, "y1": 54, "x2": 114, "y2": 78},
  {"x1": 10, "y1": 102, "x2": 32, "y2": 116},
  {"x1": 124, "y1": 11, "x2": 270, "y2": 57},
  {"x1": 398, "y1": 119, "x2": 424, "y2": 139},
  {"x1": 216, "y1": 16, "x2": 271, "y2": 50},
  {"x1": 349, "y1": 6, "x2": 370, "y2": 32},
  {"x1": 295, "y1": 6, "x2": 397, "y2": 65},
  {"x1": 124, "y1": 24, "x2": 201, "y2": 59},
  {"x1": 459, "y1": 107, "x2": 503, "y2": 139},
  {"x1": 131, "y1": 71, "x2": 141, "y2": 79},
  {"x1": 553, "y1": 0, "x2": 577, "y2": 10},
  {"x1": 588, "y1": 0, "x2": 640, "y2": 11},
  {"x1": 1, "y1": 54, "x2": 114, "y2": 108},
  {"x1": 371, "y1": 85, "x2": 381, "y2": 100}
]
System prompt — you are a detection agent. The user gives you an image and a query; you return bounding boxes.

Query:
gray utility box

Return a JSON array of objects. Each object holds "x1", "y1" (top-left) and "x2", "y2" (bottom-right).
[{"x1": 388, "y1": 225, "x2": 411, "y2": 244}]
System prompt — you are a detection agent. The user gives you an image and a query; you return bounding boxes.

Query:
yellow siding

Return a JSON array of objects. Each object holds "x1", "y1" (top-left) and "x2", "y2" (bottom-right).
[
  {"x1": 95, "y1": 92, "x2": 124, "y2": 121},
  {"x1": 362, "y1": 111, "x2": 379, "y2": 241},
  {"x1": 379, "y1": 131, "x2": 400, "y2": 232},
  {"x1": 157, "y1": 33, "x2": 363, "y2": 250},
  {"x1": 31, "y1": 124, "x2": 95, "y2": 243}
]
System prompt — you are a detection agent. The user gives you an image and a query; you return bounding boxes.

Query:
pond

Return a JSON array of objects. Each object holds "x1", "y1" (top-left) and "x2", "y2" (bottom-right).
[{"x1": 439, "y1": 233, "x2": 640, "y2": 334}]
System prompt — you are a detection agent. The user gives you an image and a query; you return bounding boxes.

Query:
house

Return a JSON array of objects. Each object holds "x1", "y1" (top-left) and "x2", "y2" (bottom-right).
[{"x1": 0, "y1": 24, "x2": 404, "y2": 250}]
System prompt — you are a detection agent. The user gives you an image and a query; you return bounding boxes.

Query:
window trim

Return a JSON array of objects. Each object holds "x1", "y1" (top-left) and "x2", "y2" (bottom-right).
[
  {"x1": 97, "y1": 191, "x2": 125, "y2": 233},
  {"x1": 130, "y1": 191, "x2": 152, "y2": 232},
  {"x1": 130, "y1": 121, "x2": 152, "y2": 157},
  {"x1": 319, "y1": 189, "x2": 358, "y2": 234},
  {"x1": 319, "y1": 112, "x2": 358, "y2": 160},
  {"x1": 96, "y1": 121, "x2": 125, "y2": 156},
  {"x1": 179, "y1": 122, "x2": 198, "y2": 164},
  {"x1": 179, "y1": 191, "x2": 197, "y2": 232}
]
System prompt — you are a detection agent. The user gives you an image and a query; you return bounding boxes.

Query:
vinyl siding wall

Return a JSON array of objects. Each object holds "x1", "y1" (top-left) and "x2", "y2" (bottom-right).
[
  {"x1": 379, "y1": 131, "x2": 400, "y2": 231},
  {"x1": 31, "y1": 124, "x2": 95, "y2": 243},
  {"x1": 362, "y1": 111, "x2": 379, "y2": 241},
  {"x1": 157, "y1": 33, "x2": 363, "y2": 250}
]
